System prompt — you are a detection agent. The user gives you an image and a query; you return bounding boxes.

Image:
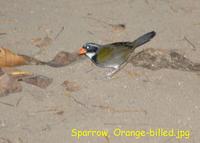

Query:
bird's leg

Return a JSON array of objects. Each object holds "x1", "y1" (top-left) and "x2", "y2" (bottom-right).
[
  {"x1": 105, "y1": 54, "x2": 135, "y2": 79},
  {"x1": 106, "y1": 60, "x2": 131, "y2": 79},
  {"x1": 107, "y1": 68, "x2": 118, "y2": 77},
  {"x1": 106, "y1": 66, "x2": 120, "y2": 79},
  {"x1": 94, "y1": 68, "x2": 117, "y2": 80}
]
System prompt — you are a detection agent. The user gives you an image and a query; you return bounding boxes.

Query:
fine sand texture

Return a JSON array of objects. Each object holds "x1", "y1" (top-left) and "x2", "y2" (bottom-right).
[{"x1": 0, "y1": 0, "x2": 200, "y2": 143}]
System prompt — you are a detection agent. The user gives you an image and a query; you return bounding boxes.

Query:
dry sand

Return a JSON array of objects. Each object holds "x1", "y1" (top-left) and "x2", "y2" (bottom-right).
[{"x1": 0, "y1": 0, "x2": 200, "y2": 143}]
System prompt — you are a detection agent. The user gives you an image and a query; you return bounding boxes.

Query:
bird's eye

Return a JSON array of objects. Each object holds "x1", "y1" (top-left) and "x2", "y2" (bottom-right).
[{"x1": 86, "y1": 46, "x2": 90, "y2": 49}]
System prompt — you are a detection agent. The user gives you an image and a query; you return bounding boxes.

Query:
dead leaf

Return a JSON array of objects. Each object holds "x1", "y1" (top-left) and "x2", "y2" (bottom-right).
[
  {"x1": 0, "y1": 73, "x2": 22, "y2": 97},
  {"x1": 21, "y1": 75, "x2": 53, "y2": 89},
  {"x1": 3, "y1": 68, "x2": 52, "y2": 89},
  {"x1": 0, "y1": 48, "x2": 28, "y2": 67},
  {"x1": 0, "y1": 47, "x2": 47, "y2": 67},
  {"x1": 0, "y1": 68, "x2": 52, "y2": 97},
  {"x1": 31, "y1": 36, "x2": 53, "y2": 49},
  {"x1": 47, "y1": 51, "x2": 80, "y2": 67},
  {"x1": 19, "y1": 54, "x2": 46, "y2": 65},
  {"x1": 62, "y1": 80, "x2": 80, "y2": 92},
  {"x1": 0, "y1": 47, "x2": 83, "y2": 68}
]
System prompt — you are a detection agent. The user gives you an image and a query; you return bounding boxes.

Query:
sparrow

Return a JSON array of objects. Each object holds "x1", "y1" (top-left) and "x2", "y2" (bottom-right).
[{"x1": 79, "y1": 31, "x2": 156, "y2": 77}]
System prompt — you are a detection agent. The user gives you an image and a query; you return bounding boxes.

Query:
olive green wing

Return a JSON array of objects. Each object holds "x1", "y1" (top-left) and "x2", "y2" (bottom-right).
[
  {"x1": 96, "y1": 45, "x2": 132, "y2": 64},
  {"x1": 96, "y1": 47, "x2": 114, "y2": 64}
]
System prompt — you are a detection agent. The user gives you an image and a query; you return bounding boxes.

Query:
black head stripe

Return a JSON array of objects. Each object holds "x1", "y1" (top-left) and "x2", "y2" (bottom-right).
[{"x1": 85, "y1": 43, "x2": 99, "y2": 53}]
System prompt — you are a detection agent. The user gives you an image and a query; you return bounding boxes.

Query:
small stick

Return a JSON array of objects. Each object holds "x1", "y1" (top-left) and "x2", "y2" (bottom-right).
[
  {"x1": 70, "y1": 96, "x2": 88, "y2": 108},
  {"x1": 145, "y1": 0, "x2": 149, "y2": 5},
  {"x1": 91, "y1": 104, "x2": 147, "y2": 114},
  {"x1": 0, "y1": 33, "x2": 6, "y2": 36},
  {"x1": 0, "y1": 137, "x2": 12, "y2": 143},
  {"x1": 184, "y1": 36, "x2": 196, "y2": 50},
  {"x1": 54, "y1": 26, "x2": 64, "y2": 40},
  {"x1": 84, "y1": 16, "x2": 112, "y2": 26},
  {"x1": 0, "y1": 101, "x2": 14, "y2": 107},
  {"x1": 15, "y1": 96, "x2": 23, "y2": 107}
]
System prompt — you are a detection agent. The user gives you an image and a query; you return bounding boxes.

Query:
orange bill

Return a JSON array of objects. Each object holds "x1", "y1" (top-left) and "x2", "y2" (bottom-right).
[{"x1": 79, "y1": 47, "x2": 87, "y2": 55}]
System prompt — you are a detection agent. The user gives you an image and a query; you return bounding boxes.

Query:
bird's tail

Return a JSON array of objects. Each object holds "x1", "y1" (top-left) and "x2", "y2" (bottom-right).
[{"x1": 131, "y1": 31, "x2": 156, "y2": 49}]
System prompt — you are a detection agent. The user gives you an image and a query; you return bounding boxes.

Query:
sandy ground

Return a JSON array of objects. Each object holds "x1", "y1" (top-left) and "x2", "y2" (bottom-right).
[{"x1": 0, "y1": 0, "x2": 200, "y2": 143}]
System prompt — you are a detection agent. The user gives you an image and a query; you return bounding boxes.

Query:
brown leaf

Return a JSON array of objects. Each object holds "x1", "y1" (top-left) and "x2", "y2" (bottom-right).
[
  {"x1": 47, "y1": 51, "x2": 81, "y2": 67},
  {"x1": 0, "y1": 73, "x2": 22, "y2": 97},
  {"x1": 0, "y1": 48, "x2": 28, "y2": 67},
  {"x1": 62, "y1": 80, "x2": 80, "y2": 92},
  {"x1": 21, "y1": 75, "x2": 53, "y2": 89},
  {"x1": 0, "y1": 68, "x2": 52, "y2": 97},
  {"x1": 0, "y1": 47, "x2": 47, "y2": 67},
  {"x1": 19, "y1": 54, "x2": 46, "y2": 65},
  {"x1": 31, "y1": 36, "x2": 53, "y2": 49}
]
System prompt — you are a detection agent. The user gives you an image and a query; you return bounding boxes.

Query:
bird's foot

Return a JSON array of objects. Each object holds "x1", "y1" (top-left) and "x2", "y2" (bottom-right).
[{"x1": 106, "y1": 68, "x2": 120, "y2": 79}]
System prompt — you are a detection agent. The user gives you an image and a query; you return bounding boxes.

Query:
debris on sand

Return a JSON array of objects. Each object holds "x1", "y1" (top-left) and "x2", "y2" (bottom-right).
[
  {"x1": 0, "y1": 69, "x2": 53, "y2": 97},
  {"x1": 20, "y1": 75, "x2": 53, "y2": 89},
  {"x1": 0, "y1": 73, "x2": 22, "y2": 97},
  {"x1": 47, "y1": 51, "x2": 81, "y2": 67},
  {"x1": 0, "y1": 47, "x2": 46, "y2": 67},
  {"x1": 0, "y1": 33, "x2": 6, "y2": 36},
  {"x1": 0, "y1": 47, "x2": 81, "y2": 68},
  {"x1": 111, "y1": 24, "x2": 126, "y2": 32},
  {"x1": 62, "y1": 80, "x2": 80, "y2": 92},
  {"x1": 31, "y1": 36, "x2": 53, "y2": 49},
  {"x1": 131, "y1": 48, "x2": 200, "y2": 72}
]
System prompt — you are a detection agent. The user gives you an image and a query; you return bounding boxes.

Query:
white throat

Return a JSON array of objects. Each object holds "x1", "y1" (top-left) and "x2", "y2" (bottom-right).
[{"x1": 86, "y1": 52, "x2": 96, "y2": 59}]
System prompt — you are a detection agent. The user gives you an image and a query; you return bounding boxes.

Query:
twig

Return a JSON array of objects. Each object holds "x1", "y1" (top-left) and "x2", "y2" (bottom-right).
[
  {"x1": 0, "y1": 33, "x2": 6, "y2": 36},
  {"x1": 169, "y1": 5, "x2": 177, "y2": 13},
  {"x1": 0, "y1": 101, "x2": 14, "y2": 107},
  {"x1": 0, "y1": 137, "x2": 12, "y2": 143},
  {"x1": 184, "y1": 36, "x2": 196, "y2": 50},
  {"x1": 15, "y1": 96, "x2": 23, "y2": 107},
  {"x1": 91, "y1": 104, "x2": 147, "y2": 115},
  {"x1": 34, "y1": 108, "x2": 58, "y2": 113},
  {"x1": 70, "y1": 96, "x2": 88, "y2": 108},
  {"x1": 145, "y1": 0, "x2": 149, "y2": 5},
  {"x1": 54, "y1": 26, "x2": 64, "y2": 40},
  {"x1": 83, "y1": 16, "x2": 113, "y2": 27},
  {"x1": 18, "y1": 137, "x2": 24, "y2": 143},
  {"x1": 69, "y1": 95, "x2": 147, "y2": 114}
]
